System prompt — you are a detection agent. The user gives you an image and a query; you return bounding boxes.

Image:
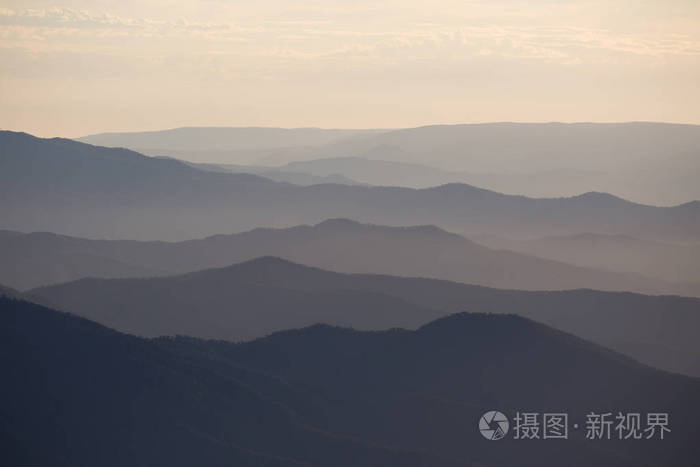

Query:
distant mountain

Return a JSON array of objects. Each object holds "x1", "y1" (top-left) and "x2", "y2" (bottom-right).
[
  {"x1": 309, "y1": 122, "x2": 700, "y2": 173},
  {"x1": 78, "y1": 127, "x2": 385, "y2": 151},
  {"x1": 3, "y1": 131, "x2": 700, "y2": 241},
  {"x1": 29, "y1": 258, "x2": 444, "y2": 342},
  {"x1": 260, "y1": 122, "x2": 700, "y2": 205},
  {"x1": 83, "y1": 123, "x2": 700, "y2": 174},
  {"x1": 78, "y1": 127, "x2": 385, "y2": 164},
  {"x1": 178, "y1": 159, "x2": 361, "y2": 186},
  {"x1": 5, "y1": 219, "x2": 699, "y2": 297},
  {"x1": 78, "y1": 123, "x2": 700, "y2": 205},
  {"x1": 29, "y1": 257, "x2": 700, "y2": 376},
  {"x1": 277, "y1": 157, "x2": 609, "y2": 197},
  {"x1": 276, "y1": 157, "x2": 635, "y2": 203},
  {"x1": 0, "y1": 130, "x2": 280, "y2": 240},
  {"x1": 4, "y1": 296, "x2": 699, "y2": 467},
  {"x1": 474, "y1": 233, "x2": 700, "y2": 284},
  {"x1": 168, "y1": 153, "x2": 632, "y2": 200},
  {"x1": 0, "y1": 229, "x2": 170, "y2": 290},
  {"x1": 280, "y1": 156, "x2": 452, "y2": 187},
  {"x1": 272, "y1": 158, "x2": 700, "y2": 206}
]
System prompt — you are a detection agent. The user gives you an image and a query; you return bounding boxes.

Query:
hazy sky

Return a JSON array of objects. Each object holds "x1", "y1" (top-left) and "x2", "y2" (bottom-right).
[{"x1": 1, "y1": 0, "x2": 699, "y2": 137}]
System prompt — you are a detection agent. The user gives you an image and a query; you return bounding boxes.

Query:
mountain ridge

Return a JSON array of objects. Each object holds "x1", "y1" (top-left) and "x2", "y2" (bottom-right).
[
  {"x1": 28, "y1": 256, "x2": 700, "y2": 376},
  {"x1": 3, "y1": 216, "x2": 698, "y2": 297},
  {"x1": 4, "y1": 131, "x2": 700, "y2": 241},
  {"x1": 5, "y1": 295, "x2": 700, "y2": 466}
]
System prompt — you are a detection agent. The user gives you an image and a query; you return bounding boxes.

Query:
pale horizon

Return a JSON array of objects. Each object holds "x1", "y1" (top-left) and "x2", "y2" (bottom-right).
[{"x1": 5, "y1": 120, "x2": 700, "y2": 141}]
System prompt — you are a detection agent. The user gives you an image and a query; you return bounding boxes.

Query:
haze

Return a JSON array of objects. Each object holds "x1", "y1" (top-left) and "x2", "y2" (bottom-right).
[{"x1": 2, "y1": 0, "x2": 700, "y2": 137}]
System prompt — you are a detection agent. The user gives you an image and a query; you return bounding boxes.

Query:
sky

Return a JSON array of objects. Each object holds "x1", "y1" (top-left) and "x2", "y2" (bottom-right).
[{"x1": 1, "y1": 0, "x2": 699, "y2": 137}]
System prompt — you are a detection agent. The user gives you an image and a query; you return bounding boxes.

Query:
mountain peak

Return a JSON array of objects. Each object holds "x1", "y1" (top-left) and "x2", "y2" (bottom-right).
[
  {"x1": 313, "y1": 218, "x2": 466, "y2": 240},
  {"x1": 209, "y1": 256, "x2": 331, "y2": 280},
  {"x1": 416, "y1": 311, "x2": 531, "y2": 336},
  {"x1": 676, "y1": 200, "x2": 700, "y2": 210},
  {"x1": 426, "y1": 182, "x2": 502, "y2": 197},
  {"x1": 569, "y1": 191, "x2": 628, "y2": 204},
  {"x1": 229, "y1": 255, "x2": 303, "y2": 270},
  {"x1": 314, "y1": 218, "x2": 365, "y2": 229}
]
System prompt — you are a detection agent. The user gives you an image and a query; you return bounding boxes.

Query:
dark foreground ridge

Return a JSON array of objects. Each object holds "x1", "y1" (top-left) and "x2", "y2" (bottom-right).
[{"x1": 2, "y1": 296, "x2": 699, "y2": 467}]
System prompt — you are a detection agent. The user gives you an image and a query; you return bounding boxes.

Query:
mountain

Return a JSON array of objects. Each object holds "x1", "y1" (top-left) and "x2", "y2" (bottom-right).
[
  {"x1": 28, "y1": 258, "x2": 444, "y2": 342},
  {"x1": 474, "y1": 233, "x2": 700, "y2": 284},
  {"x1": 0, "y1": 130, "x2": 282, "y2": 240},
  {"x1": 178, "y1": 159, "x2": 361, "y2": 186},
  {"x1": 3, "y1": 296, "x2": 699, "y2": 467},
  {"x1": 4, "y1": 219, "x2": 699, "y2": 297},
  {"x1": 78, "y1": 127, "x2": 385, "y2": 164},
  {"x1": 259, "y1": 122, "x2": 700, "y2": 206},
  {"x1": 29, "y1": 257, "x2": 700, "y2": 377},
  {"x1": 0, "y1": 296, "x2": 458, "y2": 467},
  {"x1": 276, "y1": 157, "x2": 659, "y2": 206},
  {"x1": 79, "y1": 127, "x2": 384, "y2": 151},
  {"x1": 220, "y1": 312, "x2": 700, "y2": 467},
  {"x1": 0, "y1": 229, "x2": 170, "y2": 290},
  {"x1": 0, "y1": 283, "x2": 20, "y2": 298},
  {"x1": 271, "y1": 156, "x2": 700, "y2": 207},
  {"x1": 280, "y1": 156, "x2": 453, "y2": 187},
  {"x1": 80, "y1": 123, "x2": 700, "y2": 174},
  {"x1": 276, "y1": 157, "x2": 607, "y2": 197},
  {"x1": 254, "y1": 122, "x2": 700, "y2": 170},
  {"x1": 3, "y1": 131, "x2": 700, "y2": 241},
  {"x1": 78, "y1": 123, "x2": 700, "y2": 206}
]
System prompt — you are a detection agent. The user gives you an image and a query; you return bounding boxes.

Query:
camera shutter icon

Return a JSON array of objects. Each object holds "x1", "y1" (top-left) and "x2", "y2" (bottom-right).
[{"x1": 479, "y1": 411, "x2": 509, "y2": 440}]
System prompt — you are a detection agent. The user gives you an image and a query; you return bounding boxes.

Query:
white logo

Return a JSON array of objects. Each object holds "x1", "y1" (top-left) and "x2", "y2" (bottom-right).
[{"x1": 479, "y1": 411, "x2": 509, "y2": 440}]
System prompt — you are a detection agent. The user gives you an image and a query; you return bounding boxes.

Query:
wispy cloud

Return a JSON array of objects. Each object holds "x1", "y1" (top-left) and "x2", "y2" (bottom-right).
[{"x1": 1, "y1": 5, "x2": 699, "y2": 64}]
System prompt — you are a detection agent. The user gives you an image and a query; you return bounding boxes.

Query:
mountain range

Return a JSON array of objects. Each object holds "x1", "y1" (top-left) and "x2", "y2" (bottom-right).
[
  {"x1": 474, "y1": 232, "x2": 700, "y2": 284},
  {"x1": 78, "y1": 127, "x2": 383, "y2": 160},
  {"x1": 3, "y1": 218, "x2": 699, "y2": 297},
  {"x1": 174, "y1": 158, "x2": 361, "y2": 186},
  {"x1": 254, "y1": 156, "x2": 617, "y2": 200},
  {"x1": 26, "y1": 257, "x2": 700, "y2": 377},
  {"x1": 3, "y1": 131, "x2": 699, "y2": 242},
  {"x1": 4, "y1": 121, "x2": 700, "y2": 466},
  {"x1": 79, "y1": 122, "x2": 700, "y2": 205},
  {"x1": 4, "y1": 296, "x2": 700, "y2": 467}
]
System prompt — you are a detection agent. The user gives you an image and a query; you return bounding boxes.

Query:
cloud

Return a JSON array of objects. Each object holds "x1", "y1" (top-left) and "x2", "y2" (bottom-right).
[{"x1": 1, "y1": 5, "x2": 699, "y2": 66}]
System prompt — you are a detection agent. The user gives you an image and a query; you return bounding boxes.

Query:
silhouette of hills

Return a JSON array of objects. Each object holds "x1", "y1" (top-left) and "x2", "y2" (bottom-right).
[
  {"x1": 281, "y1": 122, "x2": 700, "y2": 171},
  {"x1": 177, "y1": 159, "x2": 361, "y2": 186},
  {"x1": 3, "y1": 296, "x2": 699, "y2": 467},
  {"x1": 28, "y1": 257, "x2": 444, "y2": 342},
  {"x1": 3, "y1": 218, "x2": 698, "y2": 296},
  {"x1": 79, "y1": 126, "x2": 383, "y2": 154},
  {"x1": 280, "y1": 156, "x2": 447, "y2": 187},
  {"x1": 29, "y1": 257, "x2": 700, "y2": 376},
  {"x1": 274, "y1": 157, "x2": 616, "y2": 203},
  {"x1": 83, "y1": 123, "x2": 700, "y2": 205},
  {"x1": 303, "y1": 123, "x2": 700, "y2": 205},
  {"x1": 474, "y1": 232, "x2": 700, "y2": 284},
  {"x1": 0, "y1": 296, "x2": 459, "y2": 467},
  {"x1": 0, "y1": 283, "x2": 20, "y2": 298},
  {"x1": 3, "y1": 131, "x2": 699, "y2": 241}
]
